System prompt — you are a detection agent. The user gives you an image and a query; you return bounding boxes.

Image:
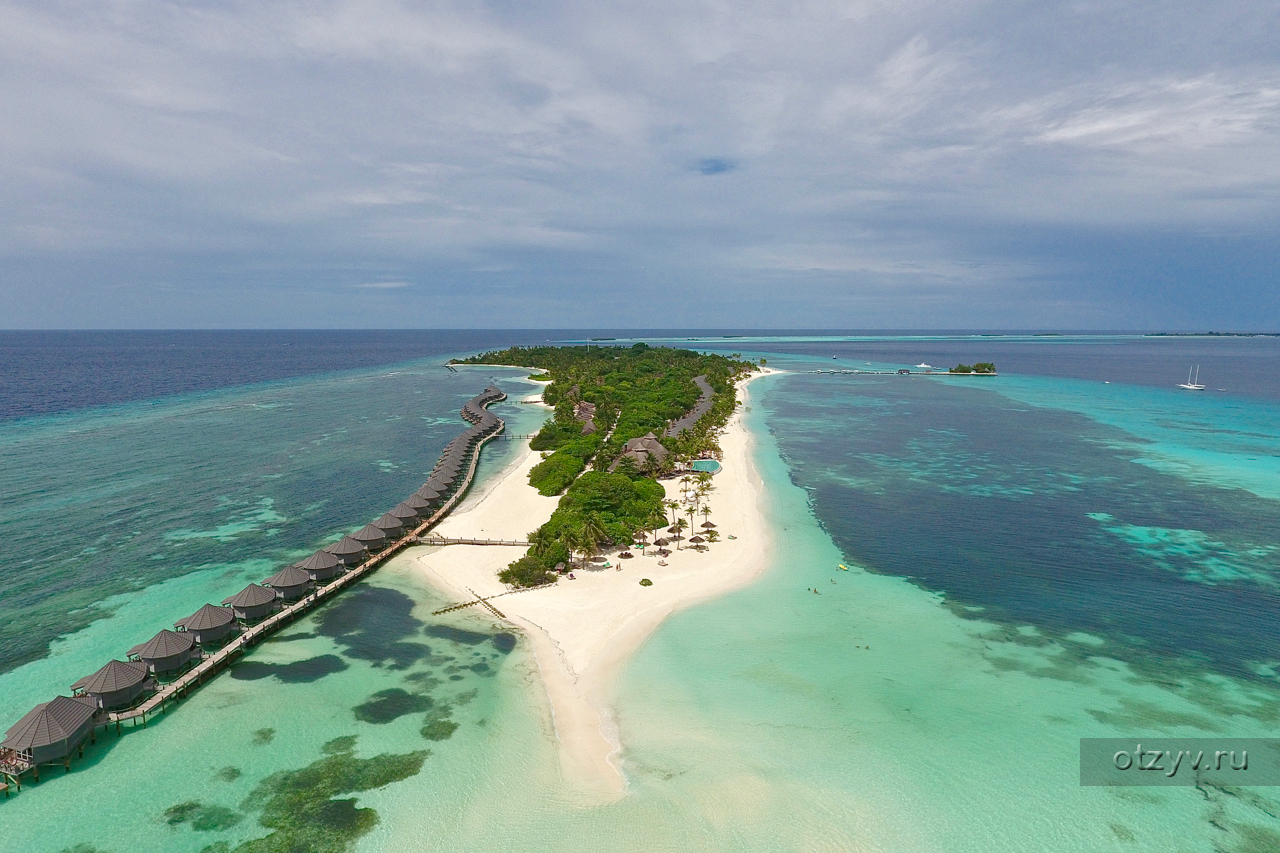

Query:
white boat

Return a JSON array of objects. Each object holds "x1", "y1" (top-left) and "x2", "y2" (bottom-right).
[
  {"x1": 1178, "y1": 365, "x2": 1205, "y2": 390},
  {"x1": 916, "y1": 363, "x2": 935, "y2": 369}
]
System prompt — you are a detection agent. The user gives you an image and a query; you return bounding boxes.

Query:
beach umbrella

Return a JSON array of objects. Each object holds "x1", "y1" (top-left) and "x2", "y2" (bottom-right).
[
  {"x1": 689, "y1": 535, "x2": 705, "y2": 544},
  {"x1": 701, "y1": 521, "x2": 717, "y2": 529},
  {"x1": 653, "y1": 538, "x2": 669, "y2": 546},
  {"x1": 668, "y1": 525, "x2": 681, "y2": 533}
]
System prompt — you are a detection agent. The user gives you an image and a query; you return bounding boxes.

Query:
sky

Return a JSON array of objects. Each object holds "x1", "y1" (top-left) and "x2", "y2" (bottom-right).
[{"x1": 1, "y1": 0, "x2": 1278, "y2": 330}]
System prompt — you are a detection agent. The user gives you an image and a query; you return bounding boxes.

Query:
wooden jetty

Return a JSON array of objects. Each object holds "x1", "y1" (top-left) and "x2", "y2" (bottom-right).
[
  {"x1": 2, "y1": 386, "x2": 511, "y2": 792},
  {"x1": 416, "y1": 536, "x2": 529, "y2": 547}
]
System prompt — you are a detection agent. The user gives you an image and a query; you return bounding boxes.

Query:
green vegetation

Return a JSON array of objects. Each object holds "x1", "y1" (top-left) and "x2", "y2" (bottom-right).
[
  {"x1": 951, "y1": 362, "x2": 996, "y2": 374},
  {"x1": 233, "y1": 736, "x2": 427, "y2": 853},
  {"x1": 639, "y1": 578, "x2": 653, "y2": 587},
  {"x1": 457, "y1": 343, "x2": 754, "y2": 587}
]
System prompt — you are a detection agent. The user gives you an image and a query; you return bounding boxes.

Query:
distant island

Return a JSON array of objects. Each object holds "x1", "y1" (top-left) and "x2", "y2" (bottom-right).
[{"x1": 1144, "y1": 332, "x2": 1280, "y2": 337}]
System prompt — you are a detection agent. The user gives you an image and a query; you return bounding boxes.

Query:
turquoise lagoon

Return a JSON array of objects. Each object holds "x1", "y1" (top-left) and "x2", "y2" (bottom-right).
[{"x1": 3, "y1": 339, "x2": 1279, "y2": 853}]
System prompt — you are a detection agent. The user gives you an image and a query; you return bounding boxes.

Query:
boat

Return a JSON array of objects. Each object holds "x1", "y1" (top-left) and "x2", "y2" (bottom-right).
[
  {"x1": 657, "y1": 560, "x2": 668, "y2": 566},
  {"x1": 916, "y1": 363, "x2": 935, "y2": 369},
  {"x1": 837, "y1": 564, "x2": 849, "y2": 571},
  {"x1": 1178, "y1": 366, "x2": 1206, "y2": 390}
]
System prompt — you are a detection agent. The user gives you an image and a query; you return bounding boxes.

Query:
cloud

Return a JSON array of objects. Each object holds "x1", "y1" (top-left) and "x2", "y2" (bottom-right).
[{"x1": 0, "y1": 0, "x2": 1278, "y2": 328}]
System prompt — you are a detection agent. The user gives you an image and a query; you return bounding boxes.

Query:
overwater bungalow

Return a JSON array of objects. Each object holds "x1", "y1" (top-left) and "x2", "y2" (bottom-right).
[
  {"x1": 371, "y1": 513, "x2": 405, "y2": 537},
  {"x1": 349, "y1": 524, "x2": 387, "y2": 553},
  {"x1": 404, "y1": 493, "x2": 434, "y2": 515},
  {"x1": 296, "y1": 548, "x2": 343, "y2": 583},
  {"x1": 71, "y1": 660, "x2": 150, "y2": 710},
  {"x1": 174, "y1": 604, "x2": 237, "y2": 645},
  {"x1": 388, "y1": 503, "x2": 420, "y2": 526},
  {"x1": 262, "y1": 565, "x2": 313, "y2": 601},
  {"x1": 328, "y1": 535, "x2": 368, "y2": 566},
  {"x1": 128, "y1": 629, "x2": 197, "y2": 676},
  {"x1": 1, "y1": 695, "x2": 98, "y2": 771},
  {"x1": 416, "y1": 484, "x2": 442, "y2": 501},
  {"x1": 222, "y1": 583, "x2": 279, "y2": 622}
]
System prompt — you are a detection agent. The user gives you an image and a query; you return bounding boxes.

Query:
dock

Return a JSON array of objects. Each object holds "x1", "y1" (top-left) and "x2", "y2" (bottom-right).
[{"x1": 415, "y1": 536, "x2": 529, "y2": 547}]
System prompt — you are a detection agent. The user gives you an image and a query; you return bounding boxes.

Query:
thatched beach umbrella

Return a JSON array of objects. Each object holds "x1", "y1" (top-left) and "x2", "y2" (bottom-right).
[
  {"x1": 689, "y1": 535, "x2": 705, "y2": 544},
  {"x1": 701, "y1": 521, "x2": 717, "y2": 529},
  {"x1": 654, "y1": 538, "x2": 669, "y2": 547}
]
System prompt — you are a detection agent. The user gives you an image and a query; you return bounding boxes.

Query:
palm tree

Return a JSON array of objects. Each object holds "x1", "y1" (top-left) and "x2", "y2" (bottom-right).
[
  {"x1": 664, "y1": 499, "x2": 680, "y2": 526},
  {"x1": 529, "y1": 526, "x2": 555, "y2": 559},
  {"x1": 671, "y1": 517, "x2": 687, "y2": 550},
  {"x1": 583, "y1": 514, "x2": 608, "y2": 550}
]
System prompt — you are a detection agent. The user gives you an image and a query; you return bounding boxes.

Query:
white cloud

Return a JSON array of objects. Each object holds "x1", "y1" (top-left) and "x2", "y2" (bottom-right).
[{"x1": 0, "y1": 0, "x2": 1278, "y2": 326}]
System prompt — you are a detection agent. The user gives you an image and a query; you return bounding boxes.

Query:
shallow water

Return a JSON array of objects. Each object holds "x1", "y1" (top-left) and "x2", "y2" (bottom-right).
[{"x1": 5, "y1": 335, "x2": 1279, "y2": 853}]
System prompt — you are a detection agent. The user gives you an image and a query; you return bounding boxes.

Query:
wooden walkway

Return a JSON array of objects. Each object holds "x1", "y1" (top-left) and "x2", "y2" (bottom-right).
[
  {"x1": 415, "y1": 536, "x2": 529, "y2": 547},
  {"x1": 107, "y1": 401, "x2": 507, "y2": 728}
]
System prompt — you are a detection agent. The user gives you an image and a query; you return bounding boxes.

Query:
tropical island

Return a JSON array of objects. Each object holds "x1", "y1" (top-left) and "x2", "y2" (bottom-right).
[
  {"x1": 451, "y1": 344, "x2": 755, "y2": 587},
  {"x1": 419, "y1": 344, "x2": 772, "y2": 794}
]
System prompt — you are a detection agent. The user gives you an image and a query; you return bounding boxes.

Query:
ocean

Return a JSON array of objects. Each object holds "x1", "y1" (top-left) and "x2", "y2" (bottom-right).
[{"x1": 2, "y1": 331, "x2": 1278, "y2": 852}]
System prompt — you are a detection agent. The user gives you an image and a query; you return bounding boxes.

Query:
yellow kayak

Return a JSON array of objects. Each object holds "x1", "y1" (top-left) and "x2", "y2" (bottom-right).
[{"x1": 837, "y1": 564, "x2": 849, "y2": 571}]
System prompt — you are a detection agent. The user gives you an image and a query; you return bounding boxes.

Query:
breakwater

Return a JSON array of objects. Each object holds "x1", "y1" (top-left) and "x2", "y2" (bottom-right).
[{"x1": 0, "y1": 385, "x2": 507, "y2": 794}]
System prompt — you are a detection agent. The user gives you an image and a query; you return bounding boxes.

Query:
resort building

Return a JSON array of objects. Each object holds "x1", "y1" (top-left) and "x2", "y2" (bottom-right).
[
  {"x1": 127, "y1": 629, "x2": 197, "y2": 676},
  {"x1": 296, "y1": 548, "x2": 343, "y2": 583},
  {"x1": 1, "y1": 695, "x2": 98, "y2": 770},
  {"x1": 350, "y1": 524, "x2": 388, "y2": 553},
  {"x1": 70, "y1": 660, "x2": 150, "y2": 711},
  {"x1": 609, "y1": 432, "x2": 669, "y2": 472},
  {"x1": 262, "y1": 565, "x2": 313, "y2": 601},
  {"x1": 222, "y1": 583, "x2": 279, "y2": 623},
  {"x1": 174, "y1": 604, "x2": 238, "y2": 645},
  {"x1": 327, "y1": 535, "x2": 368, "y2": 566}
]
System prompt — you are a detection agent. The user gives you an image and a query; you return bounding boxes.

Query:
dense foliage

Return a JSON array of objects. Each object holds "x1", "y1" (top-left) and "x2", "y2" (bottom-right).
[
  {"x1": 951, "y1": 362, "x2": 996, "y2": 374},
  {"x1": 457, "y1": 343, "x2": 754, "y2": 587}
]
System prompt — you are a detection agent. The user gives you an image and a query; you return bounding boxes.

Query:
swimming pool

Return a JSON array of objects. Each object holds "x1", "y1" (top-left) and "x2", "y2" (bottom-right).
[{"x1": 690, "y1": 459, "x2": 721, "y2": 473}]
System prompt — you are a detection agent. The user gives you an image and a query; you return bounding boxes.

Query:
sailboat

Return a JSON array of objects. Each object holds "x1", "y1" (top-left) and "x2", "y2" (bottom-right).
[{"x1": 1178, "y1": 365, "x2": 1205, "y2": 390}]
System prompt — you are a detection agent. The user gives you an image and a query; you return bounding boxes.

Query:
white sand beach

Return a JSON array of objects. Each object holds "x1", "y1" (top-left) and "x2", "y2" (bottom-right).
[{"x1": 409, "y1": 374, "x2": 774, "y2": 796}]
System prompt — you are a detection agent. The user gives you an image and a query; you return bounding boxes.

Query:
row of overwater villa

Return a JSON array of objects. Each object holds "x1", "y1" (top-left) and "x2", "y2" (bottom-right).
[{"x1": 0, "y1": 385, "x2": 507, "y2": 795}]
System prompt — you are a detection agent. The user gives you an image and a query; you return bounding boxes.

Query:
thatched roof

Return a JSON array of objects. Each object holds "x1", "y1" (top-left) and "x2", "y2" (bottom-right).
[{"x1": 72, "y1": 659, "x2": 148, "y2": 694}]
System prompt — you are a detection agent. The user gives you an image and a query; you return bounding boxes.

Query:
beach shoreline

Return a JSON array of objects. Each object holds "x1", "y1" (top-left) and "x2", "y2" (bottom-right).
[{"x1": 407, "y1": 371, "x2": 776, "y2": 796}]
